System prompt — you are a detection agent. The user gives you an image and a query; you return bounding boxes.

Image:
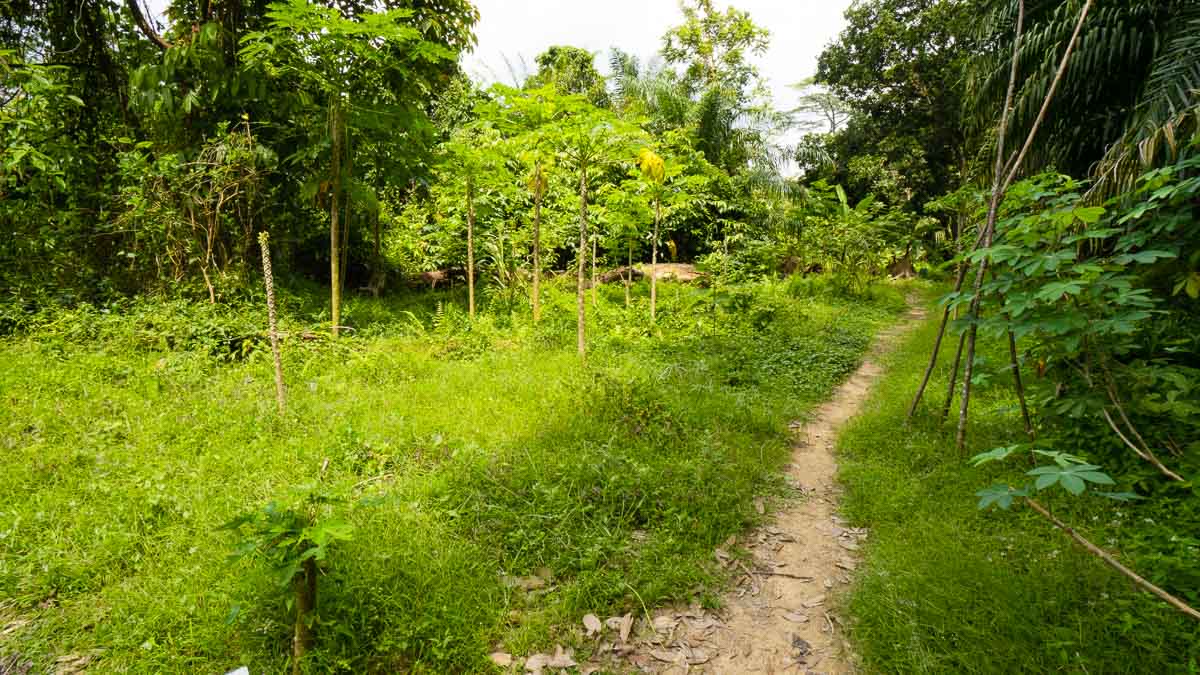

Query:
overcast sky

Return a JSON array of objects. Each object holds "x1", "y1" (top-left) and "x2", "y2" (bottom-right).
[{"x1": 465, "y1": 0, "x2": 854, "y2": 115}]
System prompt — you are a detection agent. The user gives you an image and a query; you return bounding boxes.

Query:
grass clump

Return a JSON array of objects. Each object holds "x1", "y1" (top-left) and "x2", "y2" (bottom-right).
[{"x1": 0, "y1": 276, "x2": 904, "y2": 672}]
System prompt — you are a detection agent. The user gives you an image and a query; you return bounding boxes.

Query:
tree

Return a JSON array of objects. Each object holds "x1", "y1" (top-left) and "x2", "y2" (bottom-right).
[
  {"x1": 969, "y1": 0, "x2": 1200, "y2": 196},
  {"x1": 661, "y1": 0, "x2": 769, "y2": 95},
  {"x1": 238, "y1": 0, "x2": 475, "y2": 335},
  {"x1": 790, "y1": 77, "x2": 851, "y2": 134},
  {"x1": 438, "y1": 122, "x2": 506, "y2": 319},
  {"x1": 526, "y1": 45, "x2": 611, "y2": 109},
  {"x1": 816, "y1": 0, "x2": 979, "y2": 214},
  {"x1": 638, "y1": 148, "x2": 666, "y2": 322},
  {"x1": 557, "y1": 109, "x2": 638, "y2": 360}
]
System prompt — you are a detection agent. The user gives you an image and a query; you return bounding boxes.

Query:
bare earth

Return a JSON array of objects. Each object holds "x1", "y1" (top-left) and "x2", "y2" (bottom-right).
[{"x1": 579, "y1": 300, "x2": 926, "y2": 675}]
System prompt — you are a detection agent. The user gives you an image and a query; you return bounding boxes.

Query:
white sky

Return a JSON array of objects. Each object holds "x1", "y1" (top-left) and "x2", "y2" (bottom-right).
[{"x1": 465, "y1": 0, "x2": 854, "y2": 116}]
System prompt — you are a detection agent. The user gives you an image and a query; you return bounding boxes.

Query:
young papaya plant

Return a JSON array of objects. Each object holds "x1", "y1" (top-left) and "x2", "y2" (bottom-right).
[{"x1": 221, "y1": 483, "x2": 356, "y2": 674}]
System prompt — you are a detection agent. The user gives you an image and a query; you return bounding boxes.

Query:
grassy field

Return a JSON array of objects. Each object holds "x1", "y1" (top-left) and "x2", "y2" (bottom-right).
[
  {"x1": 0, "y1": 276, "x2": 907, "y2": 673},
  {"x1": 836, "y1": 295, "x2": 1200, "y2": 674}
]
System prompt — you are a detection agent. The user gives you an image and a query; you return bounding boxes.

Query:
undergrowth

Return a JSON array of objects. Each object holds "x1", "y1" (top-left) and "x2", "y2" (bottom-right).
[
  {"x1": 836, "y1": 293, "x2": 1200, "y2": 674},
  {"x1": 0, "y1": 275, "x2": 905, "y2": 673}
]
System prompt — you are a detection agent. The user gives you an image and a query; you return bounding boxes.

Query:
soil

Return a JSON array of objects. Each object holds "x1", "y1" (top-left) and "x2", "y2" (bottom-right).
[{"x1": 588, "y1": 299, "x2": 926, "y2": 675}]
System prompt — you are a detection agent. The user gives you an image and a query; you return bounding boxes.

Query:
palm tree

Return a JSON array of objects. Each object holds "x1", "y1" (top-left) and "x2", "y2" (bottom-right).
[{"x1": 969, "y1": 0, "x2": 1199, "y2": 195}]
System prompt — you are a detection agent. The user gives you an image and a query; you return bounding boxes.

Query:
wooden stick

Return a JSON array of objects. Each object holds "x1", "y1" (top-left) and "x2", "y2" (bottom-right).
[
  {"x1": 1008, "y1": 330, "x2": 1034, "y2": 438},
  {"x1": 940, "y1": 328, "x2": 968, "y2": 424},
  {"x1": 258, "y1": 231, "x2": 286, "y2": 415},
  {"x1": 1101, "y1": 409, "x2": 1184, "y2": 482},
  {"x1": 1025, "y1": 498, "x2": 1200, "y2": 621}
]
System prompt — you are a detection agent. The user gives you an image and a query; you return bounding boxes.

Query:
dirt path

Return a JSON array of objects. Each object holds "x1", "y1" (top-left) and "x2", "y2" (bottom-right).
[{"x1": 603, "y1": 300, "x2": 926, "y2": 674}]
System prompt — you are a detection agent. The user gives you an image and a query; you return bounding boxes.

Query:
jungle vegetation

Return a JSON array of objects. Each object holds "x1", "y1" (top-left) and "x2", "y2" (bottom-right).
[{"x1": 1, "y1": 0, "x2": 1198, "y2": 671}]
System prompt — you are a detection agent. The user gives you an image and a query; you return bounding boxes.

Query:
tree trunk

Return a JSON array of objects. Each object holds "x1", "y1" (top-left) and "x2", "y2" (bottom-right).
[
  {"x1": 650, "y1": 197, "x2": 660, "y2": 323},
  {"x1": 591, "y1": 236, "x2": 598, "y2": 307},
  {"x1": 329, "y1": 105, "x2": 343, "y2": 338},
  {"x1": 466, "y1": 173, "x2": 476, "y2": 320},
  {"x1": 1009, "y1": 330, "x2": 1034, "y2": 438},
  {"x1": 292, "y1": 556, "x2": 317, "y2": 675},
  {"x1": 339, "y1": 185, "x2": 350, "y2": 297},
  {"x1": 373, "y1": 205, "x2": 381, "y2": 267},
  {"x1": 625, "y1": 238, "x2": 632, "y2": 308},
  {"x1": 577, "y1": 165, "x2": 589, "y2": 361},
  {"x1": 940, "y1": 328, "x2": 968, "y2": 424},
  {"x1": 532, "y1": 189, "x2": 542, "y2": 322}
]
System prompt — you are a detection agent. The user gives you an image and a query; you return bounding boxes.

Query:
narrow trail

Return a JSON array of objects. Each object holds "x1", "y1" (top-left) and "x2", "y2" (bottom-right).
[{"x1": 609, "y1": 299, "x2": 927, "y2": 675}]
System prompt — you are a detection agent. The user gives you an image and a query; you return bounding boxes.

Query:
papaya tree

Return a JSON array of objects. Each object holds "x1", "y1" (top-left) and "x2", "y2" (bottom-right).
[
  {"x1": 493, "y1": 85, "x2": 572, "y2": 322},
  {"x1": 637, "y1": 148, "x2": 666, "y2": 321},
  {"x1": 557, "y1": 108, "x2": 640, "y2": 360},
  {"x1": 438, "y1": 122, "x2": 506, "y2": 319},
  {"x1": 238, "y1": 0, "x2": 475, "y2": 336}
]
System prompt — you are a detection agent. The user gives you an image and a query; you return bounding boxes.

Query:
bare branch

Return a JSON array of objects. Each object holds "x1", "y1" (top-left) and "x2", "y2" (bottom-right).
[
  {"x1": 1026, "y1": 498, "x2": 1200, "y2": 622},
  {"x1": 126, "y1": 0, "x2": 173, "y2": 50}
]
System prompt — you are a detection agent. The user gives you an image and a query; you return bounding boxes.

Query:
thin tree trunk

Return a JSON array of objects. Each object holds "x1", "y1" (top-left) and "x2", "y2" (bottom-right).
[
  {"x1": 908, "y1": 241, "x2": 977, "y2": 419},
  {"x1": 591, "y1": 236, "x2": 598, "y2": 307},
  {"x1": 625, "y1": 238, "x2": 632, "y2": 308},
  {"x1": 258, "y1": 232, "x2": 285, "y2": 415},
  {"x1": 940, "y1": 328, "x2": 968, "y2": 424},
  {"x1": 577, "y1": 165, "x2": 589, "y2": 361},
  {"x1": 329, "y1": 105, "x2": 343, "y2": 338},
  {"x1": 532, "y1": 189, "x2": 542, "y2": 322},
  {"x1": 1009, "y1": 330, "x2": 1034, "y2": 438},
  {"x1": 650, "y1": 197, "x2": 660, "y2": 323},
  {"x1": 1025, "y1": 498, "x2": 1200, "y2": 621},
  {"x1": 466, "y1": 173, "x2": 476, "y2": 320},
  {"x1": 292, "y1": 556, "x2": 317, "y2": 675},
  {"x1": 373, "y1": 205, "x2": 381, "y2": 268},
  {"x1": 339, "y1": 186, "x2": 350, "y2": 296}
]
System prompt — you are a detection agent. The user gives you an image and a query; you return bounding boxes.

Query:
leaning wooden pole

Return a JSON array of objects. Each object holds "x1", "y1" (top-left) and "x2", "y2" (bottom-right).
[
  {"x1": 1026, "y1": 498, "x2": 1200, "y2": 622},
  {"x1": 258, "y1": 231, "x2": 286, "y2": 415},
  {"x1": 1008, "y1": 330, "x2": 1034, "y2": 438},
  {"x1": 907, "y1": 238, "x2": 981, "y2": 419},
  {"x1": 957, "y1": 0, "x2": 1092, "y2": 450},
  {"x1": 940, "y1": 328, "x2": 968, "y2": 424}
]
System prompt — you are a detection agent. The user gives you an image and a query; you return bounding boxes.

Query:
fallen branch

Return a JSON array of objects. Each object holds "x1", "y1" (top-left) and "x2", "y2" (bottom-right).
[
  {"x1": 1101, "y1": 409, "x2": 1184, "y2": 482},
  {"x1": 1025, "y1": 498, "x2": 1200, "y2": 621}
]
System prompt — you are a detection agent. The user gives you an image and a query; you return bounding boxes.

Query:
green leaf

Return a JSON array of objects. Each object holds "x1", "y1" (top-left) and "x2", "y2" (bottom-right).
[
  {"x1": 970, "y1": 445, "x2": 1020, "y2": 466},
  {"x1": 1034, "y1": 473, "x2": 1059, "y2": 491},
  {"x1": 1060, "y1": 473, "x2": 1086, "y2": 495}
]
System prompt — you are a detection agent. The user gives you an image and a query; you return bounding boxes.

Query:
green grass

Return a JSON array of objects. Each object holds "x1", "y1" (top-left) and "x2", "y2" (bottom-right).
[
  {"x1": 0, "y1": 275, "x2": 906, "y2": 673},
  {"x1": 836, "y1": 294, "x2": 1200, "y2": 674}
]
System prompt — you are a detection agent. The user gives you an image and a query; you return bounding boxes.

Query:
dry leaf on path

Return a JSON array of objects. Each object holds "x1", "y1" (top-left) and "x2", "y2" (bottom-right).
[
  {"x1": 490, "y1": 652, "x2": 513, "y2": 667},
  {"x1": 582, "y1": 613, "x2": 602, "y2": 637},
  {"x1": 649, "y1": 649, "x2": 681, "y2": 664},
  {"x1": 652, "y1": 615, "x2": 678, "y2": 632},
  {"x1": 546, "y1": 645, "x2": 577, "y2": 668},
  {"x1": 782, "y1": 611, "x2": 810, "y2": 623}
]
